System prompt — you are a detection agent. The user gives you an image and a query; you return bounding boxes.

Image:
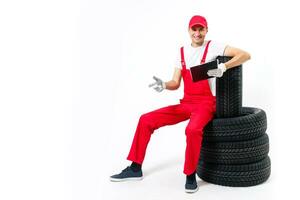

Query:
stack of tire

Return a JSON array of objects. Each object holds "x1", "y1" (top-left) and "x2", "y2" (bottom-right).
[{"x1": 197, "y1": 56, "x2": 271, "y2": 187}]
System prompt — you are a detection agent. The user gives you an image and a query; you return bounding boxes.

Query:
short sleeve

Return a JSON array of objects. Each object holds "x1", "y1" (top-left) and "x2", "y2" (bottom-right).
[
  {"x1": 174, "y1": 48, "x2": 182, "y2": 70},
  {"x1": 211, "y1": 41, "x2": 227, "y2": 57}
]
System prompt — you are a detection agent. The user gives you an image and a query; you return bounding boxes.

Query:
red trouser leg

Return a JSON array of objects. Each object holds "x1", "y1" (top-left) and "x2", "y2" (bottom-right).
[
  {"x1": 127, "y1": 104, "x2": 190, "y2": 165},
  {"x1": 183, "y1": 103, "x2": 215, "y2": 175},
  {"x1": 127, "y1": 101, "x2": 215, "y2": 176}
]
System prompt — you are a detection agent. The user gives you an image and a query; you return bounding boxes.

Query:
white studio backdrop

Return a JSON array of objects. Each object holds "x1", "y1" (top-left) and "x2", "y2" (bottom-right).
[{"x1": 0, "y1": 0, "x2": 300, "y2": 200}]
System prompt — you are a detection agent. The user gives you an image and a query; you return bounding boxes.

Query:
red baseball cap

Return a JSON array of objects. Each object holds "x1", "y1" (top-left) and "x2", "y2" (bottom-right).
[{"x1": 188, "y1": 15, "x2": 208, "y2": 28}]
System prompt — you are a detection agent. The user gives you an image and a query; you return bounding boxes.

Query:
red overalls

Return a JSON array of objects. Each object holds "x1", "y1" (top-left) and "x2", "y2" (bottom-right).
[{"x1": 127, "y1": 41, "x2": 216, "y2": 175}]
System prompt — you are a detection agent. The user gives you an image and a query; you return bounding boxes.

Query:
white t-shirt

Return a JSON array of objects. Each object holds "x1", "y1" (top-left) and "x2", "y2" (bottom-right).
[{"x1": 174, "y1": 40, "x2": 227, "y2": 96}]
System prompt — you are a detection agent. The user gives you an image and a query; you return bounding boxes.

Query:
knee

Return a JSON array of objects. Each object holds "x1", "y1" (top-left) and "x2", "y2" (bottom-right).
[
  {"x1": 139, "y1": 113, "x2": 150, "y2": 123},
  {"x1": 139, "y1": 113, "x2": 154, "y2": 128},
  {"x1": 185, "y1": 126, "x2": 203, "y2": 138}
]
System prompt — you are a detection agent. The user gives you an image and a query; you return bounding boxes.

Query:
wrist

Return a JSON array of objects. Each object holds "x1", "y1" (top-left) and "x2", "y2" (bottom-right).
[{"x1": 162, "y1": 82, "x2": 166, "y2": 89}]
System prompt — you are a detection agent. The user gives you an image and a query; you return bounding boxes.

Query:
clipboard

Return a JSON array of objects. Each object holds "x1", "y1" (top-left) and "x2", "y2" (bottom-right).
[{"x1": 190, "y1": 60, "x2": 218, "y2": 82}]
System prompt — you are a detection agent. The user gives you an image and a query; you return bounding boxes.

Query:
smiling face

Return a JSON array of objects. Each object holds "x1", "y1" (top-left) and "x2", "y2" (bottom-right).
[{"x1": 188, "y1": 25, "x2": 208, "y2": 47}]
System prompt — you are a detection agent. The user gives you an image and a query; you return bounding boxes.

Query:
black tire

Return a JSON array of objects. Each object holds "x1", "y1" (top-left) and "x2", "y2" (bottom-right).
[
  {"x1": 197, "y1": 156, "x2": 271, "y2": 187},
  {"x1": 216, "y1": 56, "x2": 242, "y2": 118},
  {"x1": 203, "y1": 107, "x2": 267, "y2": 142},
  {"x1": 200, "y1": 134, "x2": 269, "y2": 164}
]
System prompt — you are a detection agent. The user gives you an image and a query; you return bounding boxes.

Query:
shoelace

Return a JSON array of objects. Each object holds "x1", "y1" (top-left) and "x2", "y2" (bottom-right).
[
  {"x1": 186, "y1": 178, "x2": 196, "y2": 184},
  {"x1": 122, "y1": 166, "x2": 131, "y2": 172}
]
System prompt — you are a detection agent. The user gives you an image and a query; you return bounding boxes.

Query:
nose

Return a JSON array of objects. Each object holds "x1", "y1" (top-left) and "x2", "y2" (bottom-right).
[{"x1": 194, "y1": 31, "x2": 200, "y2": 37}]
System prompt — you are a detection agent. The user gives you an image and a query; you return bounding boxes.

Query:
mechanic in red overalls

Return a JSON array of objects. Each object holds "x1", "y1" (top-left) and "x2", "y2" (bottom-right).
[{"x1": 110, "y1": 15, "x2": 251, "y2": 193}]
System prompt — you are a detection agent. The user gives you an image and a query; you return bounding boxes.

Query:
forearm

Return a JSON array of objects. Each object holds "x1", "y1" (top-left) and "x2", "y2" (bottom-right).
[
  {"x1": 224, "y1": 51, "x2": 251, "y2": 69},
  {"x1": 165, "y1": 80, "x2": 180, "y2": 90}
]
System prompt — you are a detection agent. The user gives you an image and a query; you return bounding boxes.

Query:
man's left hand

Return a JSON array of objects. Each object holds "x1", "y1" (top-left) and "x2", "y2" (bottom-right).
[{"x1": 207, "y1": 63, "x2": 227, "y2": 78}]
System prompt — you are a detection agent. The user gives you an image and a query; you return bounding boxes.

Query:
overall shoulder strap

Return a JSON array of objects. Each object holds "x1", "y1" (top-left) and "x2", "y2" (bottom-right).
[
  {"x1": 201, "y1": 40, "x2": 211, "y2": 64},
  {"x1": 180, "y1": 46, "x2": 186, "y2": 70}
]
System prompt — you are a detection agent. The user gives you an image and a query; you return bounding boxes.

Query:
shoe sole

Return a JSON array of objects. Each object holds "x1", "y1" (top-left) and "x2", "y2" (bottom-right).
[
  {"x1": 185, "y1": 185, "x2": 199, "y2": 193},
  {"x1": 110, "y1": 176, "x2": 143, "y2": 182}
]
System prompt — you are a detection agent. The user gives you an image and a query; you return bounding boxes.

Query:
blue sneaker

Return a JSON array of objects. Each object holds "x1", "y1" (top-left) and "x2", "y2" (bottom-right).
[
  {"x1": 110, "y1": 166, "x2": 143, "y2": 182},
  {"x1": 185, "y1": 178, "x2": 198, "y2": 193}
]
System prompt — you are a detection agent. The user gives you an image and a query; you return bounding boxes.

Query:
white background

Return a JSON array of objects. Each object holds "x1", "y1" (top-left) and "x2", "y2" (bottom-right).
[{"x1": 0, "y1": 0, "x2": 300, "y2": 199}]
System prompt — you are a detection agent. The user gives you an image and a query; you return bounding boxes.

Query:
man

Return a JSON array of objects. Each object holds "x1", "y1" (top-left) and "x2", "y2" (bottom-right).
[{"x1": 110, "y1": 15, "x2": 251, "y2": 193}]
